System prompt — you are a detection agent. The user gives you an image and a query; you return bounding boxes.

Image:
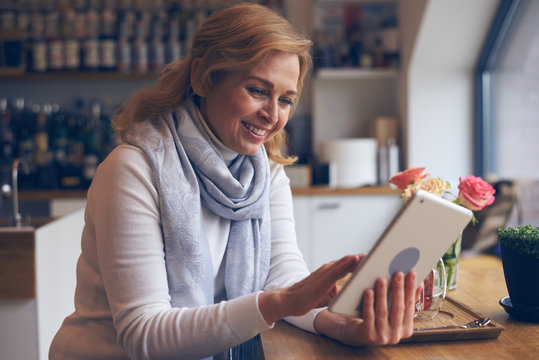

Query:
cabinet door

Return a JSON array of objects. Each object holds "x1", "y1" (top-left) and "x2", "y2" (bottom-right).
[
  {"x1": 292, "y1": 195, "x2": 311, "y2": 267},
  {"x1": 309, "y1": 195, "x2": 401, "y2": 271}
]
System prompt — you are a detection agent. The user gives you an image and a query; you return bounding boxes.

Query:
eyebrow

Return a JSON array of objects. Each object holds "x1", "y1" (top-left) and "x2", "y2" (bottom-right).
[{"x1": 246, "y1": 75, "x2": 298, "y2": 96}]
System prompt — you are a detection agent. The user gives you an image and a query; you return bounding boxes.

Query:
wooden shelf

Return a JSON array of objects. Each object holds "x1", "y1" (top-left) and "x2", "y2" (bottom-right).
[
  {"x1": 315, "y1": 68, "x2": 399, "y2": 80},
  {"x1": 1, "y1": 71, "x2": 159, "y2": 82}
]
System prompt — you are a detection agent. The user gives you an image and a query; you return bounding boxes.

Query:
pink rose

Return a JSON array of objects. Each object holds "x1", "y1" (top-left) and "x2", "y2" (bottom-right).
[
  {"x1": 389, "y1": 167, "x2": 429, "y2": 190},
  {"x1": 458, "y1": 175, "x2": 496, "y2": 211}
]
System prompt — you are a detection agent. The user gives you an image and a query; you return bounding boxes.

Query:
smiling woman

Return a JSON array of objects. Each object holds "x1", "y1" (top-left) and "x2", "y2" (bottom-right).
[{"x1": 49, "y1": 4, "x2": 419, "y2": 360}]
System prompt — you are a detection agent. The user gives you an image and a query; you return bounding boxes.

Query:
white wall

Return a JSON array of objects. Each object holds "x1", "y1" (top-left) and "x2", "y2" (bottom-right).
[{"x1": 404, "y1": 0, "x2": 500, "y2": 184}]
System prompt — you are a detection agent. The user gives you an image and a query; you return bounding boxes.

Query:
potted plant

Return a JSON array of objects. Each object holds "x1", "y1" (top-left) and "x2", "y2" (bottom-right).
[{"x1": 498, "y1": 225, "x2": 539, "y2": 322}]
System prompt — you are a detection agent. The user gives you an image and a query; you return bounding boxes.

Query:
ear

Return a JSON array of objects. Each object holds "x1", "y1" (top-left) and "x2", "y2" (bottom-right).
[{"x1": 190, "y1": 58, "x2": 208, "y2": 97}]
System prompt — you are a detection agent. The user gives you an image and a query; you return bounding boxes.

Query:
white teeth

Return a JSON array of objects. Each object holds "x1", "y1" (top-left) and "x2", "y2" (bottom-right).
[{"x1": 243, "y1": 122, "x2": 267, "y2": 136}]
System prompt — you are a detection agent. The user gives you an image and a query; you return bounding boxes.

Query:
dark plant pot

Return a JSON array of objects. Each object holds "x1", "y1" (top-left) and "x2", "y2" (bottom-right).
[{"x1": 500, "y1": 244, "x2": 539, "y2": 308}]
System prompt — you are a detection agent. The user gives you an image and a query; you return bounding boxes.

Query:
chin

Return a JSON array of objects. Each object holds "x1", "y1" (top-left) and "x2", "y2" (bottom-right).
[{"x1": 237, "y1": 145, "x2": 262, "y2": 156}]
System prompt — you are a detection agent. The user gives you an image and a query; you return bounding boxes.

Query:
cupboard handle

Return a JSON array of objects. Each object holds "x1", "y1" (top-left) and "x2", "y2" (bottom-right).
[{"x1": 317, "y1": 202, "x2": 341, "y2": 210}]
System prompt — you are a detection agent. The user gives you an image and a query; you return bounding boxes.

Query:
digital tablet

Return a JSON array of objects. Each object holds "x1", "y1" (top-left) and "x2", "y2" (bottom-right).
[{"x1": 328, "y1": 190, "x2": 473, "y2": 318}]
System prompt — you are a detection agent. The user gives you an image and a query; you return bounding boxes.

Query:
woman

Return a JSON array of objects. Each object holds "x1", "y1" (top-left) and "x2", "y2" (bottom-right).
[{"x1": 50, "y1": 4, "x2": 418, "y2": 359}]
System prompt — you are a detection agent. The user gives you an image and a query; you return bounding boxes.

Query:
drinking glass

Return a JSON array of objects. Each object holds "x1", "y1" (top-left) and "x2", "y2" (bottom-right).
[{"x1": 415, "y1": 258, "x2": 447, "y2": 319}]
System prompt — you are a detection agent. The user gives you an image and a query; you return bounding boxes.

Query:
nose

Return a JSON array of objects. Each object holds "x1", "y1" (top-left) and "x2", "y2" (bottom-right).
[{"x1": 259, "y1": 98, "x2": 279, "y2": 125}]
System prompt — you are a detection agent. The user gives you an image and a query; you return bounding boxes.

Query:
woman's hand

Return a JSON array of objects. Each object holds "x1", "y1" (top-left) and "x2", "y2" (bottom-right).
[
  {"x1": 258, "y1": 254, "x2": 364, "y2": 325},
  {"x1": 313, "y1": 271, "x2": 419, "y2": 346}
]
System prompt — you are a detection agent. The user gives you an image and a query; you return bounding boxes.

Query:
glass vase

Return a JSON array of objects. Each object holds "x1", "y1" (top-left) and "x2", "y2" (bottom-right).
[
  {"x1": 442, "y1": 232, "x2": 462, "y2": 290},
  {"x1": 415, "y1": 258, "x2": 447, "y2": 320}
]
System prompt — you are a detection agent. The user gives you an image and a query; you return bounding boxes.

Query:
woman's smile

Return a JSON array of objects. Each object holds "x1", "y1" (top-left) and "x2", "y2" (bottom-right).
[{"x1": 242, "y1": 121, "x2": 270, "y2": 137}]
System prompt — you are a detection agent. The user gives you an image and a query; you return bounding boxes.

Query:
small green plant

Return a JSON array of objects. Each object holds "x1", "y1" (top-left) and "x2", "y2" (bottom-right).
[{"x1": 498, "y1": 225, "x2": 539, "y2": 259}]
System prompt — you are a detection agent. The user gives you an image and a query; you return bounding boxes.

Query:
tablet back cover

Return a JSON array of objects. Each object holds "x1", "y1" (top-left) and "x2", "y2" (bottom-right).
[{"x1": 329, "y1": 190, "x2": 473, "y2": 318}]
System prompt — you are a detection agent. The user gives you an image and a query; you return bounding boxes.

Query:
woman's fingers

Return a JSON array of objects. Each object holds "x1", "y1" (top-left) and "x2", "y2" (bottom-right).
[
  {"x1": 358, "y1": 271, "x2": 417, "y2": 345},
  {"x1": 321, "y1": 255, "x2": 362, "y2": 280},
  {"x1": 361, "y1": 288, "x2": 376, "y2": 343},
  {"x1": 388, "y1": 272, "x2": 405, "y2": 343},
  {"x1": 284, "y1": 254, "x2": 362, "y2": 316},
  {"x1": 374, "y1": 277, "x2": 389, "y2": 342},
  {"x1": 401, "y1": 271, "x2": 418, "y2": 338}
]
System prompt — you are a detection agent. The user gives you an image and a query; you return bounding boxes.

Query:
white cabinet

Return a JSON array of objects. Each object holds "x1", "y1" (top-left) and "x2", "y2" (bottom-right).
[
  {"x1": 0, "y1": 208, "x2": 83, "y2": 360},
  {"x1": 293, "y1": 194, "x2": 401, "y2": 271}
]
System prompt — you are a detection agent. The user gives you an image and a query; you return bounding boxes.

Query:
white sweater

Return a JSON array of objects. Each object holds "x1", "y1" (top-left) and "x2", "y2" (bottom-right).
[{"x1": 49, "y1": 144, "x2": 319, "y2": 360}]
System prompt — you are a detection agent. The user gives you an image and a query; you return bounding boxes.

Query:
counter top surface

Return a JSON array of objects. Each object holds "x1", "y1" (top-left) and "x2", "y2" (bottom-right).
[
  {"x1": 15, "y1": 186, "x2": 399, "y2": 200},
  {"x1": 291, "y1": 186, "x2": 400, "y2": 196},
  {"x1": 260, "y1": 255, "x2": 539, "y2": 359}
]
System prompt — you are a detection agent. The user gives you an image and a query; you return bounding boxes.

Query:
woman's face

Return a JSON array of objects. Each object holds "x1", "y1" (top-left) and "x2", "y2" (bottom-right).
[{"x1": 197, "y1": 51, "x2": 300, "y2": 155}]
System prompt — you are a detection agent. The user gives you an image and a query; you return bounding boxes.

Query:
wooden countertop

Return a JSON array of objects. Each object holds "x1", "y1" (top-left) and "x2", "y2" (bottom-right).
[
  {"x1": 17, "y1": 189, "x2": 87, "y2": 201},
  {"x1": 0, "y1": 227, "x2": 36, "y2": 298},
  {"x1": 291, "y1": 186, "x2": 400, "y2": 196},
  {"x1": 260, "y1": 255, "x2": 539, "y2": 359},
  {"x1": 14, "y1": 186, "x2": 398, "y2": 200}
]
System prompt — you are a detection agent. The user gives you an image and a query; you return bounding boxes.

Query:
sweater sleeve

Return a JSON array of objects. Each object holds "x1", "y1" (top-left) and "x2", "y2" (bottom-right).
[
  {"x1": 89, "y1": 145, "x2": 272, "y2": 360},
  {"x1": 264, "y1": 163, "x2": 324, "y2": 333}
]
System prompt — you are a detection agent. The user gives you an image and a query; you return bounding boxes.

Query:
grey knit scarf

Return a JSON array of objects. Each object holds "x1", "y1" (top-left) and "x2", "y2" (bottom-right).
[{"x1": 123, "y1": 101, "x2": 271, "y2": 307}]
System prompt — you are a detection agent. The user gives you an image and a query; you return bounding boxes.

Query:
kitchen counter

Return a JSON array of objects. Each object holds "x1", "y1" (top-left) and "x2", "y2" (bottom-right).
[
  {"x1": 15, "y1": 186, "x2": 399, "y2": 200},
  {"x1": 291, "y1": 185, "x2": 400, "y2": 196}
]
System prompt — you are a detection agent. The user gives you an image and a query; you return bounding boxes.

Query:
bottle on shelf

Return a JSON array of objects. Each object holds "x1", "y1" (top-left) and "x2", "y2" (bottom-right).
[
  {"x1": 44, "y1": 5, "x2": 64, "y2": 71},
  {"x1": 0, "y1": 0, "x2": 29, "y2": 71},
  {"x1": 117, "y1": 0, "x2": 135, "y2": 73},
  {"x1": 62, "y1": 99, "x2": 86, "y2": 188},
  {"x1": 82, "y1": 102, "x2": 102, "y2": 187},
  {"x1": 62, "y1": 4, "x2": 81, "y2": 71},
  {"x1": 166, "y1": 2, "x2": 182, "y2": 64},
  {"x1": 132, "y1": 18, "x2": 149, "y2": 74},
  {"x1": 29, "y1": 8, "x2": 48, "y2": 72},
  {"x1": 73, "y1": 0, "x2": 87, "y2": 70},
  {"x1": 50, "y1": 103, "x2": 69, "y2": 180},
  {"x1": 99, "y1": 0, "x2": 118, "y2": 71},
  {"x1": 149, "y1": 11, "x2": 165, "y2": 72},
  {"x1": 34, "y1": 103, "x2": 57, "y2": 188},
  {"x1": 0, "y1": 99, "x2": 15, "y2": 167},
  {"x1": 16, "y1": 100, "x2": 38, "y2": 188},
  {"x1": 82, "y1": 0, "x2": 100, "y2": 71}
]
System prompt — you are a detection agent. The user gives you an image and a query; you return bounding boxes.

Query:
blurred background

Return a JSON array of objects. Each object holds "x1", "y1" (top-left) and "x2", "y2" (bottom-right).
[{"x1": 1, "y1": 0, "x2": 538, "y2": 252}]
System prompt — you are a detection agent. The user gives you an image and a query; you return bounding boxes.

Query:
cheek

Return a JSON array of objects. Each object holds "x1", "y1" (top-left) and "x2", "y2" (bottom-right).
[
  {"x1": 221, "y1": 93, "x2": 256, "y2": 120},
  {"x1": 276, "y1": 111, "x2": 290, "y2": 130}
]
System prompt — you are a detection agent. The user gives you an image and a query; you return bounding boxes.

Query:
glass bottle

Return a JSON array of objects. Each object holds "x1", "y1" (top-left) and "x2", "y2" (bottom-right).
[
  {"x1": 0, "y1": 99, "x2": 15, "y2": 167},
  {"x1": 63, "y1": 4, "x2": 81, "y2": 71},
  {"x1": 117, "y1": 0, "x2": 135, "y2": 73},
  {"x1": 82, "y1": 102, "x2": 102, "y2": 187},
  {"x1": 166, "y1": 4, "x2": 182, "y2": 64},
  {"x1": 82, "y1": 0, "x2": 100, "y2": 71},
  {"x1": 34, "y1": 103, "x2": 56, "y2": 188},
  {"x1": 132, "y1": 18, "x2": 148, "y2": 74},
  {"x1": 44, "y1": 5, "x2": 64, "y2": 71},
  {"x1": 149, "y1": 11, "x2": 165, "y2": 72},
  {"x1": 29, "y1": 8, "x2": 47, "y2": 72},
  {"x1": 99, "y1": 0, "x2": 118, "y2": 71}
]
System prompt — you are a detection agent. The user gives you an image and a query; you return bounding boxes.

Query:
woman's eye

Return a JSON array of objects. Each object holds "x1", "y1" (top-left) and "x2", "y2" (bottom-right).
[
  {"x1": 279, "y1": 97, "x2": 295, "y2": 107},
  {"x1": 248, "y1": 87, "x2": 268, "y2": 97}
]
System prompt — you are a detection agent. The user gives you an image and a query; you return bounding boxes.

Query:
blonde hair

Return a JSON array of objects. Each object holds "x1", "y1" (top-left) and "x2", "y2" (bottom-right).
[{"x1": 113, "y1": 3, "x2": 312, "y2": 165}]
